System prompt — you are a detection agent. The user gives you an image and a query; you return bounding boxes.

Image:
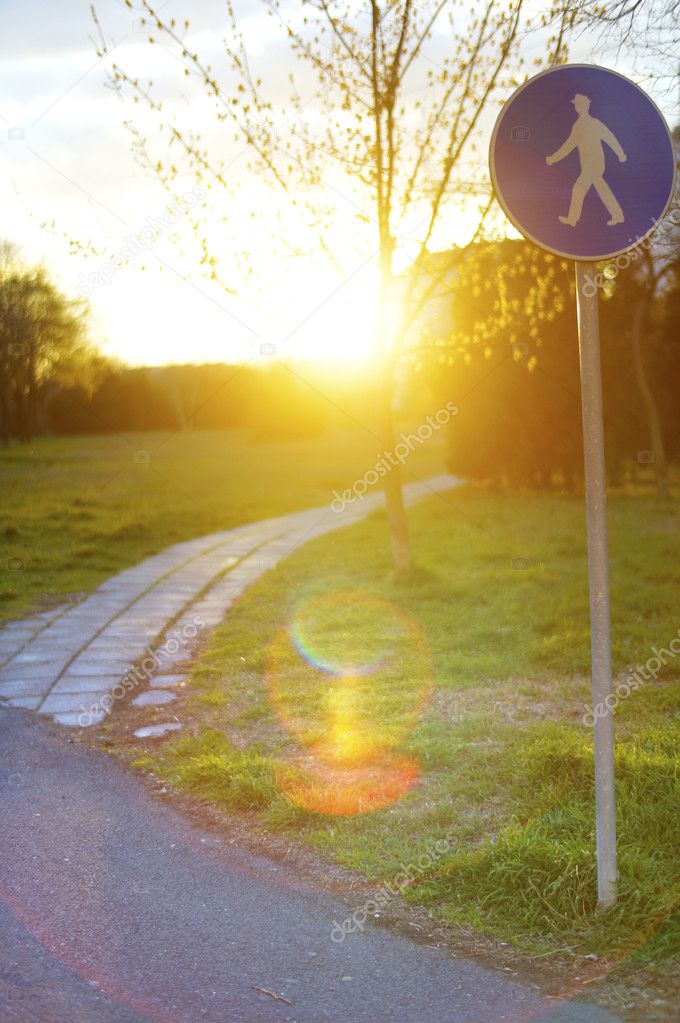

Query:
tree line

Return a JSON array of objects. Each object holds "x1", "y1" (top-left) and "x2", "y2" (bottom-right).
[
  {"x1": 0, "y1": 246, "x2": 389, "y2": 443},
  {"x1": 3, "y1": 234, "x2": 679, "y2": 504},
  {"x1": 49, "y1": 361, "x2": 370, "y2": 439},
  {"x1": 0, "y1": 245, "x2": 104, "y2": 444},
  {"x1": 414, "y1": 237, "x2": 680, "y2": 496}
]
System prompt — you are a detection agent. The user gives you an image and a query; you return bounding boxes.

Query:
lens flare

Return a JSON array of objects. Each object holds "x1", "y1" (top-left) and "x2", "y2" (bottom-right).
[
  {"x1": 267, "y1": 591, "x2": 432, "y2": 815},
  {"x1": 291, "y1": 591, "x2": 398, "y2": 676},
  {"x1": 276, "y1": 749, "x2": 421, "y2": 817}
]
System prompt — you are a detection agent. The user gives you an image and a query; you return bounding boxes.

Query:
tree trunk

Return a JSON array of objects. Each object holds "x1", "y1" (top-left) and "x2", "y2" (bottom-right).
[
  {"x1": 379, "y1": 370, "x2": 412, "y2": 574},
  {"x1": 377, "y1": 257, "x2": 412, "y2": 575},
  {"x1": 27, "y1": 345, "x2": 37, "y2": 441},
  {"x1": 14, "y1": 387, "x2": 28, "y2": 443},
  {"x1": 0, "y1": 382, "x2": 9, "y2": 445},
  {"x1": 631, "y1": 295, "x2": 670, "y2": 500}
]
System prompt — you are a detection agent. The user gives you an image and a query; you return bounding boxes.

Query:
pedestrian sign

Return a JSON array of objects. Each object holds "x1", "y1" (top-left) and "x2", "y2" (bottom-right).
[
  {"x1": 489, "y1": 65, "x2": 676, "y2": 261},
  {"x1": 487, "y1": 64, "x2": 679, "y2": 909}
]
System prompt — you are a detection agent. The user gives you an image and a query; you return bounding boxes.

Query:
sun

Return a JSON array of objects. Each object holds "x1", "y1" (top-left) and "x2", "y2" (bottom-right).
[
  {"x1": 83, "y1": 181, "x2": 387, "y2": 368},
  {"x1": 270, "y1": 261, "x2": 380, "y2": 364}
]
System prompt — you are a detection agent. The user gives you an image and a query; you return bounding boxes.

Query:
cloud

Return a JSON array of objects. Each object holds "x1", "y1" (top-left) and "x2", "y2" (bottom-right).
[{"x1": 1, "y1": 0, "x2": 674, "y2": 370}]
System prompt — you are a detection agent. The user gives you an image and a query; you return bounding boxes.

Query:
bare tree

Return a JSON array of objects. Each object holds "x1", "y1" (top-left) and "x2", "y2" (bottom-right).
[
  {"x1": 94, "y1": 0, "x2": 567, "y2": 572},
  {"x1": 566, "y1": 0, "x2": 680, "y2": 91}
]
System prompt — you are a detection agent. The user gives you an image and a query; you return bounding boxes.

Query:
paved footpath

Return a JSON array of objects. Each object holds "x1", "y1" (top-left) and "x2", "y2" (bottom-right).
[
  {"x1": 0, "y1": 479, "x2": 623, "y2": 1022},
  {"x1": 0, "y1": 477, "x2": 457, "y2": 727},
  {"x1": 0, "y1": 706, "x2": 620, "y2": 1023}
]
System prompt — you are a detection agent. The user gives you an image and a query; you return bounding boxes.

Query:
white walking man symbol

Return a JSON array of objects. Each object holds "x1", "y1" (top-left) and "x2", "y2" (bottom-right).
[{"x1": 546, "y1": 94, "x2": 627, "y2": 227}]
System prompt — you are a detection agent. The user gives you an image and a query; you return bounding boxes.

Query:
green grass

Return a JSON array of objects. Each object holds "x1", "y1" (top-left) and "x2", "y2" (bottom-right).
[
  {"x1": 4, "y1": 431, "x2": 679, "y2": 971},
  {"x1": 146, "y1": 486, "x2": 680, "y2": 967},
  {"x1": 0, "y1": 427, "x2": 445, "y2": 621}
]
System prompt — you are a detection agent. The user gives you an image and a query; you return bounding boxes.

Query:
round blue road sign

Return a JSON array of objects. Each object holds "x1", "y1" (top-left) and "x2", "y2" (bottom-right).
[{"x1": 489, "y1": 65, "x2": 677, "y2": 261}]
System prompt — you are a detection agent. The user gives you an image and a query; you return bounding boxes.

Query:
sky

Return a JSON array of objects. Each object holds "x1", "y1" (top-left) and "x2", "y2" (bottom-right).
[{"x1": 0, "y1": 0, "x2": 676, "y2": 368}]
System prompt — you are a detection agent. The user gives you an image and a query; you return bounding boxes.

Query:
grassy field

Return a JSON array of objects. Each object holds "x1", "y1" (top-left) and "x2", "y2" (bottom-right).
[
  {"x1": 3, "y1": 432, "x2": 679, "y2": 981},
  {"x1": 132, "y1": 484, "x2": 680, "y2": 971},
  {"x1": 0, "y1": 428, "x2": 446, "y2": 621}
]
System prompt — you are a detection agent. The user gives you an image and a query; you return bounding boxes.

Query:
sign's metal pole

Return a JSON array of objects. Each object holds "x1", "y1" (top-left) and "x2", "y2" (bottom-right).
[{"x1": 575, "y1": 262, "x2": 617, "y2": 908}]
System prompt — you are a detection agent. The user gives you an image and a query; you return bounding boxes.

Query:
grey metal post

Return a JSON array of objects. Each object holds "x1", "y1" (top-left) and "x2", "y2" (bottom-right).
[{"x1": 575, "y1": 262, "x2": 617, "y2": 908}]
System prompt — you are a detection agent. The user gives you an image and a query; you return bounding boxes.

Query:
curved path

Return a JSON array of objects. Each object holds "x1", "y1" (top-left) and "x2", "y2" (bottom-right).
[
  {"x1": 0, "y1": 479, "x2": 622, "y2": 1022},
  {"x1": 0, "y1": 476, "x2": 457, "y2": 726}
]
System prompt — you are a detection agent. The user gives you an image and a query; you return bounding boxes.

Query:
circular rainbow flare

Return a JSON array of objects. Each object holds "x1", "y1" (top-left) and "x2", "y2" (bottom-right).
[{"x1": 267, "y1": 591, "x2": 432, "y2": 816}]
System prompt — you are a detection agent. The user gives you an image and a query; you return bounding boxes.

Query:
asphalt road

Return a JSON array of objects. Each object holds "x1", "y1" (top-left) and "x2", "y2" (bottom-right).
[{"x1": 0, "y1": 705, "x2": 621, "y2": 1023}]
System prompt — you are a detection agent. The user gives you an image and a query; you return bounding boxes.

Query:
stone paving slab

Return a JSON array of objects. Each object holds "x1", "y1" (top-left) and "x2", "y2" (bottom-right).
[
  {"x1": 134, "y1": 722, "x2": 182, "y2": 739},
  {"x1": 0, "y1": 606, "x2": 70, "y2": 668},
  {"x1": 0, "y1": 475, "x2": 459, "y2": 725},
  {"x1": 40, "y1": 691, "x2": 112, "y2": 715},
  {"x1": 132, "y1": 689, "x2": 177, "y2": 707},
  {"x1": 5, "y1": 695, "x2": 41, "y2": 710},
  {"x1": 0, "y1": 626, "x2": 43, "y2": 641},
  {"x1": 0, "y1": 680, "x2": 50, "y2": 698},
  {"x1": 52, "y1": 708, "x2": 107, "y2": 727},
  {"x1": 149, "y1": 674, "x2": 186, "y2": 688},
  {"x1": 50, "y1": 675, "x2": 123, "y2": 695},
  {"x1": 0, "y1": 663, "x2": 66, "y2": 682},
  {"x1": 64, "y1": 659, "x2": 136, "y2": 676}
]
